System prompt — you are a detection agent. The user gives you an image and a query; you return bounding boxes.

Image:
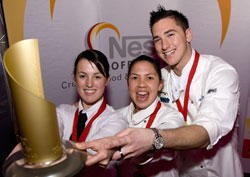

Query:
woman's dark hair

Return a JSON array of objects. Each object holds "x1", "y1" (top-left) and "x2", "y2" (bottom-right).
[
  {"x1": 128, "y1": 55, "x2": 162, "y2": 81},
  {"x1": 73, "y1": 49, "x2": 110, "y2": 78},
  {"x1": 149, "y1": 5, "x2": 189, "y2": 32}
]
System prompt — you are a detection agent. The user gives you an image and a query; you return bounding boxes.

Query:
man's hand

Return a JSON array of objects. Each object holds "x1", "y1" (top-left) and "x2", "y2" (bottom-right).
[
  {"x1": 112, "y1": 128, "x2": 154, "y2": 160},
  {"x1": 74, "y1": 128, "x2": 155, "y2": 166}
]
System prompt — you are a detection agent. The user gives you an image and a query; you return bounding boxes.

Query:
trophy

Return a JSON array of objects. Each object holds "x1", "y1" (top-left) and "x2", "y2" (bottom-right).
[{"x1": 3, "y1": 39, "x2": 86, "y2": 177}]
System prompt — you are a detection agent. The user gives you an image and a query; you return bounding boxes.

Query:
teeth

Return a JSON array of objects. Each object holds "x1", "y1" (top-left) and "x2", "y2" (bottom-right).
[
  {"x1": 137, "y1": 91, "x2": 147, "y2": 95},
  {"x1": 84, "y1": 89, "x2": 95, "y2": 93},
  {"x1": 163, "y1": 50, "x2": 174, "y2": 56}
]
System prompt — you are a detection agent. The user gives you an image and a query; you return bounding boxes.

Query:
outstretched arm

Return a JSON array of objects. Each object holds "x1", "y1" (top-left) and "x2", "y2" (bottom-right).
[
  {"x1": 112, "y1": 125, "x2": 209, "y2": 159},
  {"x1": 75, "y1": 125, "x2": 209, "y2": 166},
  {"x1": 160, "y1": 124, "x2": 210, "y2": 150},
  {"x1": 75, "y1": 127, "x2": 154, "y2": 166}
]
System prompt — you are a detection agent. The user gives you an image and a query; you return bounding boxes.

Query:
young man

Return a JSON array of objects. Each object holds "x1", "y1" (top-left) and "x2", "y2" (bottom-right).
[{"x1": 76, "y1": 6, "x2": 243, "y2": 177}]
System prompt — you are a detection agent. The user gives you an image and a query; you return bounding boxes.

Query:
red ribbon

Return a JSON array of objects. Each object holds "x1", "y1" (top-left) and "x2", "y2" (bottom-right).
[
  {"x1": 176, "y1": 51, "x2": 200, "y2": 122},
  {"x1": 71, "y1": 99, "x2": 106, "y2": 142},
  {"x1": 146, "y1": 101, "x2": 161, "y2": 128}
]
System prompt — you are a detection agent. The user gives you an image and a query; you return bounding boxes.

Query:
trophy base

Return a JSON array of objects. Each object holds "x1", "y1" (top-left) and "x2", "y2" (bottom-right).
[{"x1": 4, "y1": 142, "x2": 86, "y2": 177}]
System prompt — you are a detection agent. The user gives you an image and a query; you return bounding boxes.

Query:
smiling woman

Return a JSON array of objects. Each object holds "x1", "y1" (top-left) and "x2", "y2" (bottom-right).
[
  {"x1": 57, "y1": 49, "x2": 127, "y2": 143},
  {"x1": 116, "y1": 55, "x2": 184, "y2": 177},
  {"x1": 56, "y1": 49, "x2": 127, "y2": 176}
]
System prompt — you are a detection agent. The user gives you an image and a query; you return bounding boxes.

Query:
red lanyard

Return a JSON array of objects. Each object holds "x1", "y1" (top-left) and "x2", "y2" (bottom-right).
[
  {"x1": 145, "y1": 101, "x2": 161, "y2": 128},
  {"x1": 71, "y1": 99, "x2": 106, "y2": 142},
  {"x1": 176, "y1": 51, "x2": 200, "y2": 122}
]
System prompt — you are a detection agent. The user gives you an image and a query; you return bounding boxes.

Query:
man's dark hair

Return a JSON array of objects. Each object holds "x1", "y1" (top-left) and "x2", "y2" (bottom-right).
[{"x1": 149, "y1": 5, "x2": 189, "y2": 32}]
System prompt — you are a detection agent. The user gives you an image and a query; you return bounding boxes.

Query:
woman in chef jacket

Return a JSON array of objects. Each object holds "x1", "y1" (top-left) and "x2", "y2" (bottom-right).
[
  {"x1": 56, "y1": 49, "x2": 128, "y2": 177},
  {"x1": 116, "y1": 55, "x2": 185, "y2": 177},
  {"x1": 56, "y1": 49, "x2": 127, "y2": 143}
]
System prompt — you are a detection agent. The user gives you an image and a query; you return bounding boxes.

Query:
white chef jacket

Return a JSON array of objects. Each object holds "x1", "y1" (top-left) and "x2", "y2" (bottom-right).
[
  {"x1": 118, "y1": 97, "x2": 184, "y2": 129},
  {"x1": 117, "y1": 98, "x2": 185, "y2": 177},
  {"x1": 56, "y1": 97, "x2": 128, "y2": 142},
  {"x1": 160, "y1": 49, "x2": 243, "y2": 177}
]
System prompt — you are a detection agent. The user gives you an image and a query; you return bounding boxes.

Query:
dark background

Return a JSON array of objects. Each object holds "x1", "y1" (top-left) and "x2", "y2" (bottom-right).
[{"x1": 0, "y1": 2, "x2": 17, "y2": 177}]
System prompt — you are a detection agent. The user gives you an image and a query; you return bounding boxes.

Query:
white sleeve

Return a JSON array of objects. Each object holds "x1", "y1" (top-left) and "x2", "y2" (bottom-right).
[
  {"x1": 56, "y1": 105, "x2": 64, "y2": 139},
  {"x1": 56, "y1": 104, "x2": 75, "y2": 140},
  {"x1": 157, "y1": 105, "x2": 185, "y2": 129},
  {"x1": 193, "y1": 63, "x2": 239, "y2": 149},
  {"x1": 90, "y1": 110, "x2": 128, "y2": 140}
]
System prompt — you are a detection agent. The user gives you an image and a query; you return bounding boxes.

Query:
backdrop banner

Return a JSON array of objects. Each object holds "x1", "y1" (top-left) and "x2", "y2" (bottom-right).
[{"x1": 3, "y1": 0, "x2": 250, "y2": 173}]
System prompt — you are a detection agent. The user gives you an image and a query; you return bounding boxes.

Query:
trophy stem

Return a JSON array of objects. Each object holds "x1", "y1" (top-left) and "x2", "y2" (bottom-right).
[{"x1": 4, "y1": 141, "x2": 86, "y2": 177}]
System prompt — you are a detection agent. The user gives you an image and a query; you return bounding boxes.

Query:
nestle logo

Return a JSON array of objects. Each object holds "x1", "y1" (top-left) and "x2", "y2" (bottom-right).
[{"x1": 109, "y1": 35, "x2": 153, "y2": 59}]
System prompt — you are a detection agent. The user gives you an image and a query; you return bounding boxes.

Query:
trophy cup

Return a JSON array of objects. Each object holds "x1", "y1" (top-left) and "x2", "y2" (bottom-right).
[{"x1": 3, "y1": 39, "x2": 86, "y2": 177}]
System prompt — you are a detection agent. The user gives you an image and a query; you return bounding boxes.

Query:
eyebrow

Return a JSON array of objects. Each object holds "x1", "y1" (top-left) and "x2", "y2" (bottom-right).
[
  {"x1": 130, "y1": 72, "x2": 157, "y2": 76},
  {"x1": 152, "y1": 29, "x2": 176, "y2": 40},
  {"x1": 77, "y1": 71, "x2": 102, "y2": 75}
]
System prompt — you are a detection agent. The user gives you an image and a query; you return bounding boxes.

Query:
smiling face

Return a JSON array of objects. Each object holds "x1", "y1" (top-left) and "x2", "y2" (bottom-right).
[
  {"x1": 152, "y1": 17, "x2": 192, "y2": 75},
  {"x1": 74, "y1": 59, "x2": 109, "y2": 109},
  {"x1": 128, "y1": 60, "x2": 163, "y2": 112}
]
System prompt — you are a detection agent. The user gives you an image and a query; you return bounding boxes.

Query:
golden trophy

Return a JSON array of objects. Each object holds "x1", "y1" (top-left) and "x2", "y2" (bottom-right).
[{"x1": 3, "y1": 39, "x2": 86, "y2": 177}]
